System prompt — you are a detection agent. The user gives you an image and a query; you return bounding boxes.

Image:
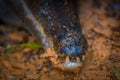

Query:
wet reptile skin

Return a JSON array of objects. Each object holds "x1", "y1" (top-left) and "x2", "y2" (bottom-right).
[{"x1": 0, "y1": 0, "x2": 88, "y2": 69}]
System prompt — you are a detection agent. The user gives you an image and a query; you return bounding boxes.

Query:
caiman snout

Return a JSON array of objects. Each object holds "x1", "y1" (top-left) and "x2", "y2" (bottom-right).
[
  {"x1": 56, "y1": 30, "x2": 87, "y2": 69},
  {"x1": 60, "y1": 31, "x2": 86, "y2": 56}
]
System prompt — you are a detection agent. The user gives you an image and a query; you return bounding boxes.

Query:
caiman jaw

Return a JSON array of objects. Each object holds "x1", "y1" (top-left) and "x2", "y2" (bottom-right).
[
  {"x1": 53, "y1": 54, "x2": 86, "y2": 70},
  {"x1": 64, "y1": 56, "x2": 82, "y2": 69}
]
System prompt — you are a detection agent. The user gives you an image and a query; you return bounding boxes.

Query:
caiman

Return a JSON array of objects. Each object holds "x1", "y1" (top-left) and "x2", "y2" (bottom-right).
[{"x1": 0, "y1": 0, "x2": 88, "y2": 70}]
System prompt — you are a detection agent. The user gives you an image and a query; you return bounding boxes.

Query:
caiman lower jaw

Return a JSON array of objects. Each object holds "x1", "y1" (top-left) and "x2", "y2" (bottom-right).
[
  {"x1": 55, "y1": 55, "x2": 86, "y2": 70},
  {"x1": 62, "y1": 56, "x2": 82, "y2": 69}
]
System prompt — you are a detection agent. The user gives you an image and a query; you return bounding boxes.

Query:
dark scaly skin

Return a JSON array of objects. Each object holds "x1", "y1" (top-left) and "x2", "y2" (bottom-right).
[
  {"x1": 39, "y1": 0, "x2": 87, "y2": 56},
  {"x1": 0, "y1": 0, "x2": 88, "y2": 69}
]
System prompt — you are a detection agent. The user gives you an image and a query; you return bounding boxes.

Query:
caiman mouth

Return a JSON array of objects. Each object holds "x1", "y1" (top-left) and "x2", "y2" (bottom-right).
[
  {"x1": 54, "y1": 53, "x2": 86, "y2": 70},
  {"x1": 45, "y1": 47, "x2": 87, "y2": 70}
]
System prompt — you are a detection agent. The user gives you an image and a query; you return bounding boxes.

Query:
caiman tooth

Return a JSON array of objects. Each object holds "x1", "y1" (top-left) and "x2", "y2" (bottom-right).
[
  {"x1": 76, "y1": 57, "x2": 80, "y2": 62},
  {"x1": 82, "y1": 55, "x2": 86, "y2": 61},
  {"x1": 65, "y1": 56, "x2": 70, "y2": 64}
]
